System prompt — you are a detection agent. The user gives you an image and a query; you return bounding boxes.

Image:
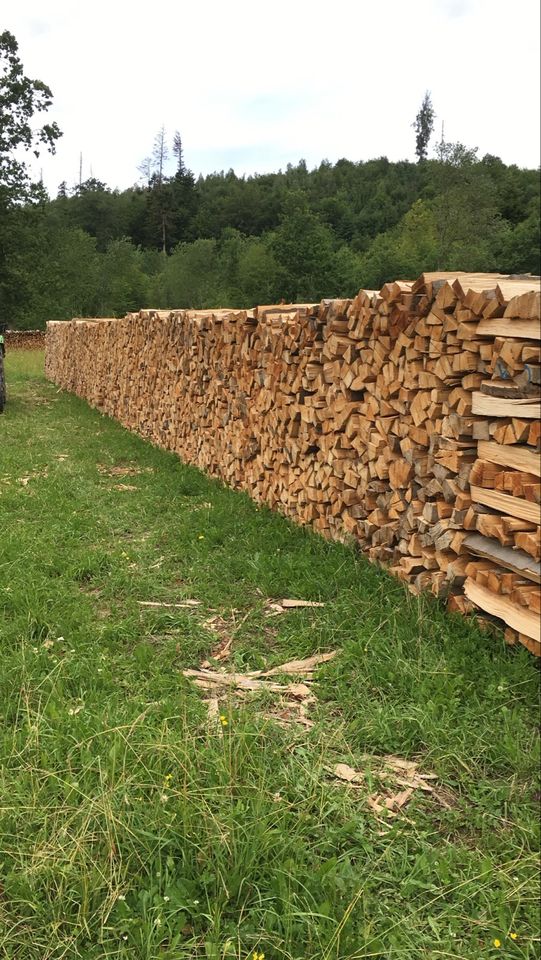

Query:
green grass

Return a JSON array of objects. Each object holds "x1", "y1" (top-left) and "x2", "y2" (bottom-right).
[{"x1": 0, "y1": 350, "x2": 539, "y2": 960}]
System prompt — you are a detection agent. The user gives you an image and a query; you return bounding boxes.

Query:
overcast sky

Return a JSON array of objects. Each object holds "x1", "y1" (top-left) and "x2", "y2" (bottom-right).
[{"x1": 6, "y1": 0, "x2": 541, "y2": 195}]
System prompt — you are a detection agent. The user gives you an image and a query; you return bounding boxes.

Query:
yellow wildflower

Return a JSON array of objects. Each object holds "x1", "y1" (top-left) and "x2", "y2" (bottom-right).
[
  {"x1": 220, "y1": 715, "x2": 228, "y2": 727},
  {"x1": 198, "y1": 535, "x2": 205, "y2": 540},
  {"x1": 493, "y1": 939, "x2": 501, "y2": 948},
  {"x1": 510, "y1": 933, "x2": 518, "y2": 940}
]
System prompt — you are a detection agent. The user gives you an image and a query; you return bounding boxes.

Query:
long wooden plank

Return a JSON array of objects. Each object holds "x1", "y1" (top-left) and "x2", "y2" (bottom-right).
[
  {"x1": 472, "y1": 392, "x2": 541, "y2": 419},
  {"x1": 464, "y1": 533, "x2": 541, "y2": 584},
  {"x1": 477, "y1": 441, "x2": 541, "y2": 477},
  {"x1": 470, "y1": 485, "x2": 541, "y2": 523},
  {"x1": 476, "y1": 318, "x2": 541, "y2": 339},
  {"x1": 465, "y1": 578, "x2": 540, "y2": 642}
]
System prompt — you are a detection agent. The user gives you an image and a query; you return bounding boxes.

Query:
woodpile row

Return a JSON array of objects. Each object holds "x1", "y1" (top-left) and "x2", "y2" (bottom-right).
[
  {"x1": 45, "y1": 272, "x2": 541, "y2": 655},
  {"x1": 6, "y1": 330, "x2": 46, "y2": 350}
]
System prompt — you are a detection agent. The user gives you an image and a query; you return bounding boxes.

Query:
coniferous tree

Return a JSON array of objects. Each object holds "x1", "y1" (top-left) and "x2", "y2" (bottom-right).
[
  {"x1": 173, "y1": 131, "x2": 185, "y2": 176},
  {"x1": 153, "y1": 126, "x2": 169, "y2": 254},
  {"x1": 412, "y1": 91, "x2": 435, "y2": 163},
  {"x1": 170, "y1": 130, "x2": 197, "y2": 245},
  {"x1": 152, "y1": 126, "x2": 168, "y2": 184},
  {"x1": 139, "y1": 126, "x2": 173, "y2": 254}
]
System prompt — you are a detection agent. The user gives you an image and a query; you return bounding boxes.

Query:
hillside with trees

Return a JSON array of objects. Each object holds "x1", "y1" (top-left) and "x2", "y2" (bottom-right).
[{"x1": 1, "y1": 34, "x2": 539, "y2": 328}]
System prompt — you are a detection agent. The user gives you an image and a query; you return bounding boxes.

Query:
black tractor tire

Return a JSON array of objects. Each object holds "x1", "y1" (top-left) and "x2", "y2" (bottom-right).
[{"x1": 0, "y1": 358, "x2": 5, "y2": 413}]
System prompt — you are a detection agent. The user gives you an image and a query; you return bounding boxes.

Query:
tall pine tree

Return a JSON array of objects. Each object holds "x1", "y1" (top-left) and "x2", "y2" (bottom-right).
[{"x1": 412, "y1": 91, "x2": 435, "y2": 163}]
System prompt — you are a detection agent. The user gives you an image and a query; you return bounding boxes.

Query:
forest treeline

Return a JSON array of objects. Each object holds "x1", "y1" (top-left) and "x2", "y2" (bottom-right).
[
  {"x1": 2, "y1": 143, "x2": 540, "y2": 328},
  {"x1": 0, "y1": 31, "x2": 539, "y2": 328}
]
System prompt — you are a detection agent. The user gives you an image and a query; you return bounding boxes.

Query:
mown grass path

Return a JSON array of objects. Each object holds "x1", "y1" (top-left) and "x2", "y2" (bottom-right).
[{"x1": 0, "y1": 352, "x2": 539, "y2": 960}]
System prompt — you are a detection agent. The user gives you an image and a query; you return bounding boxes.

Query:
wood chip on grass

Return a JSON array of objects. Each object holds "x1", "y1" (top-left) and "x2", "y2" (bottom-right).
[
  {"x1": 184, "y1": 669, "x2": 314, "y2": 697},
  {"x1": 185, "y1": 650, "x2": 337, "y2": 686},
  {"x1": 200, "y1": 631, "x2": 233, "y2": 668},
  {"x1": 329, "y1": 754, "x2": 452, "y2": 821},
  {"x1": 185, "y1": 651, "x2": 337, "y2": 729},
  {"x1": 97, "y1": 464, "x2": 154, "y2": 477},
  {"x1": 265, "y1": 598, "x2": 326, "y2": 616},
  {"x1": 138, "y1": 599, "x2": 201, "y2": 609}
]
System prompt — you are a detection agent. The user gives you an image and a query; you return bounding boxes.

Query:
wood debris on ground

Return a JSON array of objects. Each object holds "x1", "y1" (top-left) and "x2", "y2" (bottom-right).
[
  {"x1": 329, "y1": 753, "x2": 451, "y2": 820},
  {"x1": 184, "y1": 651, "x2": 337, "y2": 729},
  {"x1": 183, "y1": 668, "x2": 313, "y2": 697},
  {"x1": 137, "y1": 599, "x2": 201, "y2": 609},
  {"x1": 200, "y1": 633, "x2": 233, "y2": 668},
  {"x1": 200, "y1": 610, "x2": 254, "y2": 667},
  {"x1": 259, "y1": 651, "x2": 337, "y2": 676},
  {"x1": 265, "y1": 598, "x2": 326, "y2": 616},
  {"x1": 97, "y1": 463, "x2": 154, "y2": 477},
  {"x1": 18, "y1": 468, "x2": 49, "y2": 486}
]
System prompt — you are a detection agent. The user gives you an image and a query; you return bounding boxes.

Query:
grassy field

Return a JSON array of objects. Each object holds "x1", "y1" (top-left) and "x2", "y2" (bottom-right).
[{"x1": 0, "y1": 350, "x2": 539, "y2": 960}]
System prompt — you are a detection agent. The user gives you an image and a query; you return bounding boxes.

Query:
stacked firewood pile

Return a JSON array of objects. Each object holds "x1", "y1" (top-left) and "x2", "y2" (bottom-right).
[
  {"x1": 45, "y1": 272, "x2": 541, "y2": 654},
  {"x1": 460, "y1": 290, "x2": 540, "y2": 654},
  {"x1": 6, "y1": 330, "x2": 46, "y2": 350}
]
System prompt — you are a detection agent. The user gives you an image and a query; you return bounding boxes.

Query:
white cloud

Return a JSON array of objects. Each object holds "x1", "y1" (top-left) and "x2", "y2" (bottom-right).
[
  {"x1": 438, "y1": 0, "x2": 473, "y2": 17},
  {"x1": 4, "y1": 0, "x2": 540, "y2": 194}
]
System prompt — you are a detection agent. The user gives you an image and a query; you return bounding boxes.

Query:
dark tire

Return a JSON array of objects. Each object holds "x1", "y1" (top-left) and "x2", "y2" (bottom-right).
[{"x1": 0, "y1": 356, "x2": 5, "y2": 413}]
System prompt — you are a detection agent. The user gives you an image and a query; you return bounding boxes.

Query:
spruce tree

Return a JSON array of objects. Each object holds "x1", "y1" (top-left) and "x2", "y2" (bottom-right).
[{"x1": 412, "y1": 91, "x2": 435, "y2": 163}]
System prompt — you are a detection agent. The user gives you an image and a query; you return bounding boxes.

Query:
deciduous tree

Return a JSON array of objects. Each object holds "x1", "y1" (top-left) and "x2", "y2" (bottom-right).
[{"x1": 0, "y1": 30, "x2": 61, "y2": 207}]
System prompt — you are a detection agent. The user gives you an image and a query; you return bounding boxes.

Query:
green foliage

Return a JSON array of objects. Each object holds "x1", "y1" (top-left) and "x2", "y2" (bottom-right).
[
  {"x1": 495, "y1": 202, "x2": 541, "y2": 275},
  {"x1": 0, "y1": 207, "x2": 99, "y2": 327},
  {"x1": 96, "y1": 238, "x2": 151, "y2": 316},
  {"x1": 237, "y1": 237, "x2": 281, "y2": 306},
  {"x1": 1, "y1": 115, "x2": 540, "y2": 323},
  {"x1": 0, "y1": 30, "x2": 61, "y2": 207},
  {"x1": 0, "y1": 30, "x2": 63, "y2": 324},
  {"x1": 428, "y1": 142, "x2": 502, "y2": 270},
  {"x1": 63, "y1": 178, "x2": 130, "y2": 251},
  {"x1": 328, "y1": 244, "x2": 364, "y2": 297},
  {"x1": 360, "y1": 200, "x2": 438, "y2": 288},
  {"x1": 1, "y1": 208, "x2": 152, "y2": 325},
  {"x1": 270, "y1": 191, "x2": 338, "y2": 300},
  {"x1": 154, "y1": 238, "x2": 221, "y2": 309}
]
